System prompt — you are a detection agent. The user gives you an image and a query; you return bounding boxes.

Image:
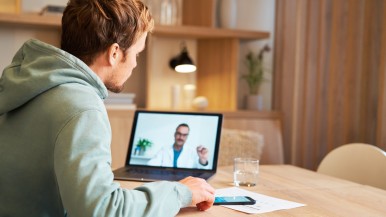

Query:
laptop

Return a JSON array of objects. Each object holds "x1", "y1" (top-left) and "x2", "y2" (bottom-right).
[{"x1": 113, "y1": 110, "x2": 223, "y2": 182}]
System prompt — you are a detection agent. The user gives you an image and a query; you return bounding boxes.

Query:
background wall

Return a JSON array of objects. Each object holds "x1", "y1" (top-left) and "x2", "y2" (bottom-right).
[
  {"x1": 22, "y1": 0, "x2": 67, "y2": 12},
  {"x1": 146, "y1": 37, "x2": 197, "y2": 109},
  {"x1": 236, "y1": 0, "x2": 275, "y2": 111},
  {"x1": 0, "y1": 0, "x2": 276, "y2": 110},
  {"x1": 0, "y1": 0, "x2": 66, "y2": 75},
  {"x1": 146, "y1": 0, "x2": 276, "y2": 110},
  {"x1": 0, "y1": 26, "x2": 61, "y2": 74}
]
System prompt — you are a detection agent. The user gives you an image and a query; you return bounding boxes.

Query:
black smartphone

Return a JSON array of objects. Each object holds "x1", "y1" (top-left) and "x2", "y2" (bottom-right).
[{"x1": 213, "y1": 196, "x2": 256, "y2": 205}]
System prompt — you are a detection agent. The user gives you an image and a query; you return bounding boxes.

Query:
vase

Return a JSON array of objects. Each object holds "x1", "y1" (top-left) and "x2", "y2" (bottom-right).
[
  {"x1": 171, "y1": 84, "x2": 181, "y2": 109},
  {"x1": 219, "y1": 0, "x2": 237, "y2": 29},
  {"x1": 246, "y1": 94, "x2": 263, "y2": 110},
  {"x1": 183, "y1": 84, "x2": 196, "y2": 109},
  {"x1": 159, "y1": 0, "x2": 180, "y2": 25},
  {"x1": 144, "y1": 0, "x2": 160, "y2": 24}
]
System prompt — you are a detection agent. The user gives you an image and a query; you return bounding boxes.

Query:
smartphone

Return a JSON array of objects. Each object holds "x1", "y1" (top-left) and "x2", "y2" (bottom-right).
[{"x1": 213, "y1": 196, "x2": 256, "y2": 205}]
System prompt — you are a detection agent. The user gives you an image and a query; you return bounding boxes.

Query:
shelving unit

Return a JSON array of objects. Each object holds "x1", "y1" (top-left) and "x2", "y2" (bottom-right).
[
  {"x1": 0, "y1": 0, "x2": 270, "y2": 110},
  {"x1": 0, "y1": 12, "x2": 61, "y2": 28},
  {"x1": 179, "y1": 0, "x2": 270, "y2": 110},
  {"x1": 0, "y1": 13, "x2": 268, "y2": 39}
]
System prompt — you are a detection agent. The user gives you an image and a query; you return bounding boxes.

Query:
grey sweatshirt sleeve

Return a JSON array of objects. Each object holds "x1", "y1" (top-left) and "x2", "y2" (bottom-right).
[{"x1": 54, "y1": 110, "x2": 192, "y2": 217}]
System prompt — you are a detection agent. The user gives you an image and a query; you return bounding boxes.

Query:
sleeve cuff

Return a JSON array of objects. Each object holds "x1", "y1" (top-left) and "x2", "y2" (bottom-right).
[
  {"x1": 174, "y1": 182, "x2": 192, "y2": 208},
  {"x1": 199, "y1": 160, "x2": 209, "y2": 166}
]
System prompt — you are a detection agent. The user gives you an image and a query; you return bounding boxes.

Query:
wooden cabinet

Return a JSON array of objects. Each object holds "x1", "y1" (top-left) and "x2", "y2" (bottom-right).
[
  {"x1": 0, "y1": 0, "x2": 269, "y2": 110},
  {"x1": 151, "y1": 0, "x2": 270, "y2": 110}
]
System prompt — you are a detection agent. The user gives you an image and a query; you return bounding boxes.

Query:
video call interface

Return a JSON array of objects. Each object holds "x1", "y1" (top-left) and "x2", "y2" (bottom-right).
[{"x1": 128, "y1": 112, "x2": 221, "y2": 170}]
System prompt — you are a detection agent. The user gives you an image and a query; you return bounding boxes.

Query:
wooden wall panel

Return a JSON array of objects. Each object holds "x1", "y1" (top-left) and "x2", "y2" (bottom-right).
[
  {"x1": 274, "y1": 0, "x2": 386, "y2": 169},
  {"x1": 196, "y1": 39, "x2": 238, "y2": 110},
  {"x1": 273, "y1": 0, "x2": 298, "y2": 164},
  {"x1": 182, "y1": 0, "x2": 215, "y2": 27},
  {"x1": 376, "y1": 0, "x2": 386, "y2": 150}
]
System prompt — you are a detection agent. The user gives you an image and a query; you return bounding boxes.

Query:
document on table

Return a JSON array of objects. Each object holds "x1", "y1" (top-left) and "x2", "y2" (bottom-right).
[{"x1": 215, "y1": 187, "x2": 306, "y2": 214}]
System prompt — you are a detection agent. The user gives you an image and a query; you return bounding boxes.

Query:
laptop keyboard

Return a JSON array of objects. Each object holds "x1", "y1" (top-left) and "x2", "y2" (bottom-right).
[{"x1": 126, "y1": 168, "x2": 203, "y2": 181}]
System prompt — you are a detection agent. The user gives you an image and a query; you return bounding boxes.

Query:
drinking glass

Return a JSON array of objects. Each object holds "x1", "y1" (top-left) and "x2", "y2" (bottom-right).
[{"x1": 233, "y1": 158, "x2": 259, "y2": 187}]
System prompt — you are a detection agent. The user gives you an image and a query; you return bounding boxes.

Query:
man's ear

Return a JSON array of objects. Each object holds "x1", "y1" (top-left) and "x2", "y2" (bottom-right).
[{"x1": 108, "y1": 43, "x2": 120, "y2": 66}]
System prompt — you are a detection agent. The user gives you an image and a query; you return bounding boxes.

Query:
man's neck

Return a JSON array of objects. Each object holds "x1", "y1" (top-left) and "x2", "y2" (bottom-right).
[{"x1": 173, "y1": 144, "x2": 183, "y2": 151}]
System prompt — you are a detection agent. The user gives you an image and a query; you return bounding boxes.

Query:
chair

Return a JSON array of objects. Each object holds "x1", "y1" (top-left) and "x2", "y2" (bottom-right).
[
  {"x1": 221, "y1": 111, "x2": 285, "y2": 164},
  {"x1": 217, "y1": 128, "x2": 264, "y2": 166},
  {"x1": 317, "y1": 143, "x2": 386, "y2": 190}
]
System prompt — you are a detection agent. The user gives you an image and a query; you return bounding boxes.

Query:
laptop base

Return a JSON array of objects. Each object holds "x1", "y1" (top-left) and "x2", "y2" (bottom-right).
[{"x1": 113, "y1": 167, "x2": 214, "y2": 182}]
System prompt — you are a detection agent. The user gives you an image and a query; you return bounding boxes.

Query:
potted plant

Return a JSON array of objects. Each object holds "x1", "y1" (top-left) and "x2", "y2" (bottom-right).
[
  {"x1": 241, "y1": 44, "x2": 271, "y2": 110},
  {"x1": 134, "y1": 138, "x2": 153, "y2": 156}
]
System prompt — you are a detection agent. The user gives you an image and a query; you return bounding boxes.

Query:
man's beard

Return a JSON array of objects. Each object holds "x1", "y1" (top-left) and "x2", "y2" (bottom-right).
[
  {"x1": 176, "y1": 140, "x2": 185, "y2": 146},
  {"x1": 106, "y1": 82, "x2": 124, "y2": 93}
]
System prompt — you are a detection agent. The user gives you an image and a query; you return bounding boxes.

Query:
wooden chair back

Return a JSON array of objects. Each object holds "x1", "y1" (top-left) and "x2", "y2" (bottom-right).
[{"x1": 317, "y1": 143, "x2": 386, "y2": 190}]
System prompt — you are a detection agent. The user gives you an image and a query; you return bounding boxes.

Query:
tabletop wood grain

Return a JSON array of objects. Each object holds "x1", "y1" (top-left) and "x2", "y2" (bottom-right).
[{"x1": 117, "y1": 165, "x2": 386, "y2": 216}]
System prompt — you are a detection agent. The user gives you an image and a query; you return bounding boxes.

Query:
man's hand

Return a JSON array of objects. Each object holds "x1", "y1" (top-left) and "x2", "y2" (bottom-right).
[
  {"x1": 196, "y1": 145, "x2": 208, "y2": 165},
  {"x1": 179, "y1": 176, "x2": 215, "y2": 211}
]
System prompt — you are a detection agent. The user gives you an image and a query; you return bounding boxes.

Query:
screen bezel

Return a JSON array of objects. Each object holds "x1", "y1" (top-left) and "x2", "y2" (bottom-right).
[{"x1": 125, "y1": 110, "x2": 223, "y2": 172}]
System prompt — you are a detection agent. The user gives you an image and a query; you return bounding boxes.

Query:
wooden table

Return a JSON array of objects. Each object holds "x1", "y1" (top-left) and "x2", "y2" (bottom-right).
[{"x1": 117, "y1": 165, "x2": 386, "y2": 216}]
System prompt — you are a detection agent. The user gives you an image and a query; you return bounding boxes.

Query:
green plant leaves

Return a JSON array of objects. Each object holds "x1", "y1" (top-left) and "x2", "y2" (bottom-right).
[
  {"x1": 241, "y1": 44, "x2": 270, "y2": 95},
  {"x1": 136, "y1": 138, "x2": 153, "y2": 151}
]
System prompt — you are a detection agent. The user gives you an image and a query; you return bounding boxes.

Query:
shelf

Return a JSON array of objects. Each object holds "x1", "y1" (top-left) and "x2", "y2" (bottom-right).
[
  {"x1": 0, "y1": 13, "x2": 61, "y2": 28},
  {"x1": 153, "y1": 25, "x2": 269, "y2": 40},
  {"x1": 0, "y1": 13, "x2": 269, "y2": 40}
]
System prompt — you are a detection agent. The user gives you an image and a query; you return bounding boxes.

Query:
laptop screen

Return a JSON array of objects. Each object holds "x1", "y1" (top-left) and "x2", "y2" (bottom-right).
[{"x1": 126, "y1": 110, "x2": 223, "y2": 171}]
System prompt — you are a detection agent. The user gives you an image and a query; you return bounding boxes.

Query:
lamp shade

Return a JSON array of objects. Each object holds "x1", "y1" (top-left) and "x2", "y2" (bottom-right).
[{"x1": 169, "y1": 44, "x2": 196, "y2": 73}]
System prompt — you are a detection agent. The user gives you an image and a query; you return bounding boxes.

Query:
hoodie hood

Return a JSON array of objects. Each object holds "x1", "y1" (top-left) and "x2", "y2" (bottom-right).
[{"x1": 0, "y1": 39, "x2": 107, "y2": 115}]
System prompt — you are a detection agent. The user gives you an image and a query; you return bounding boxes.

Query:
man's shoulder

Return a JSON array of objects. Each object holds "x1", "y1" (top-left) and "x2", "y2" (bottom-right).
[
  {"x1": 52, "y1": 84, "x2": 104, "y2": 109},
  {"x1": 37, "y1": 84, "x2": 107, "y2": 123}
]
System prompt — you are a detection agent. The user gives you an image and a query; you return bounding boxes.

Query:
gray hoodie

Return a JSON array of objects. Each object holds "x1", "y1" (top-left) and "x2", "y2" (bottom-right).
[{"x1": 0, "y1": 39, "x2": 191, "y2": 217}]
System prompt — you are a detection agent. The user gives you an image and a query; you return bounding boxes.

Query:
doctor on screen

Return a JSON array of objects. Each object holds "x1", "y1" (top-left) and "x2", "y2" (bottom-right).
[{"x1": 147, "y1": 123, "x2": 209, "y2": 169}]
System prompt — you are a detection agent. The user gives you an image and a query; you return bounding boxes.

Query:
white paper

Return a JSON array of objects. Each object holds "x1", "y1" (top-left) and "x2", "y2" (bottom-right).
[{"x1": 215, "y1": 187, "x2": 306, "y2": 214}]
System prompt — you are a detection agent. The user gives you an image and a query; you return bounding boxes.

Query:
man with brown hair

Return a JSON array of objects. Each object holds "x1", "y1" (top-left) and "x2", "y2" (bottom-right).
[{"x1": 0, "y1": 0, "x2": 215, "y2": 216}]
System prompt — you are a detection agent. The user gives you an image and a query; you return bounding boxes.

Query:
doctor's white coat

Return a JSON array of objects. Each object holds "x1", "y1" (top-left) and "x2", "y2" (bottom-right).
[{"x1": 147, "y1": 145, "x2": 209, "y2": 169}]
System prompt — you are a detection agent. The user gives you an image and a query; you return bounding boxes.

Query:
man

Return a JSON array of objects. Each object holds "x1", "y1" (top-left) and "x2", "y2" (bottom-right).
[
  {"x1": 148, "y1": 123, "x2": 210, "y2": 168},
  {"x1": 0, "y1": 0, "x2": 214, "y2": 216}
]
